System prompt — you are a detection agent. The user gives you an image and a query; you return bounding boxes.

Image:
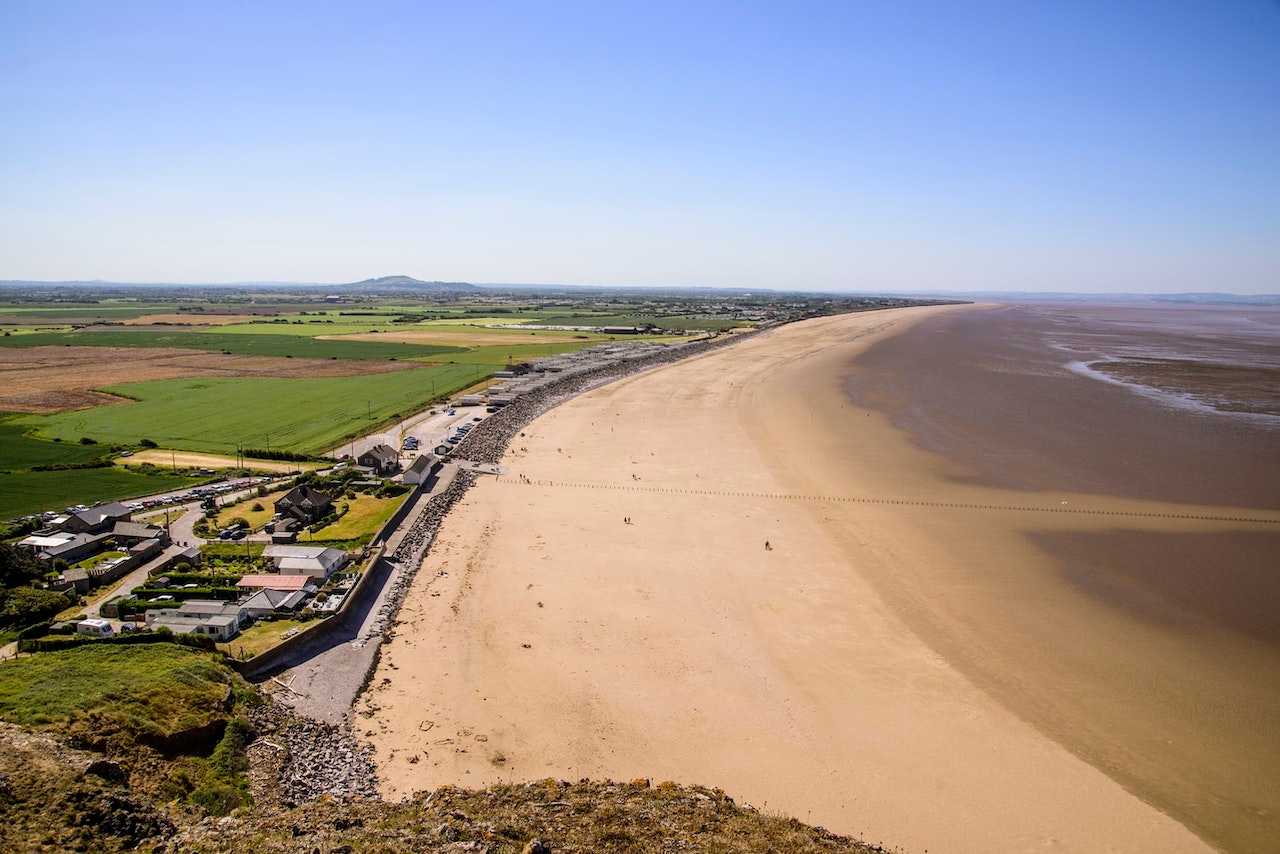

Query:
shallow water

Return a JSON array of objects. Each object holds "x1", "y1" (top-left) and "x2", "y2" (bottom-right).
[{"x1": 842, "y1": 303, "x2": 1280, "y2": 853}]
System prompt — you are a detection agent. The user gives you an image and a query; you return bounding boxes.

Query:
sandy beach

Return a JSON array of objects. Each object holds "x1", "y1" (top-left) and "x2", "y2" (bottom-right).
[{"x1": 359, "y1": 306, "x2": 1277, "y2": 853}]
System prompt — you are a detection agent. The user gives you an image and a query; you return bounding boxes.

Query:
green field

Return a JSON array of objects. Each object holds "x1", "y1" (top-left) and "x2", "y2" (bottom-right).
[
  {"x1": 0, "y1": 415, "x2": 107, "y2": 469},
  {"x1": 22, "y1": 364, "x2": 483, "y2": 455},
  {"x1": 523, "y1": 312, "x2": 745, "y2": 331},
  {"x1": 309, "y1": 493, "x2": 405, "y2": 545},
  {"x1": 0, "y1": 328, "x2": 464, "y2": 361},
  {"x1": 0, "y1": 643, "x2": 233, "y2": 738},
  {"x1": 0, "y1": 302, "x2": 174, "y2": 320},
  {"x1": 0, "y1": 467, "x2": 209, "y2": 519}
]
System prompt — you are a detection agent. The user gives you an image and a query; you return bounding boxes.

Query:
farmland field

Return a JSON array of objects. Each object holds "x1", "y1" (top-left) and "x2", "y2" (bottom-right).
[
  {"x1": 21, "y1": 364, "x2": 484, "y2": 454},
  {"x1": 119, "y1": 450, "x2": 323, "y2": 473},
  {"x1": 0, "y1": 329, "x2": 463, "y2": 361},
  {"x1": 0, "y1": 414, "x2": 106, "y2": 468},
  {"x1": 0, "y1": 292, "x2": 767, "y2": 521},
  {"x1": 0, "y1": 466, "x2": 208, "y2": 519}
]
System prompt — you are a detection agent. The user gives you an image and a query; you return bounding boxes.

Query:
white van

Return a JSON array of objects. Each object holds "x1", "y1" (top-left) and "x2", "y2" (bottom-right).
[{"x1": 76, "y1": 618, "x2": 114, "y2": 638}]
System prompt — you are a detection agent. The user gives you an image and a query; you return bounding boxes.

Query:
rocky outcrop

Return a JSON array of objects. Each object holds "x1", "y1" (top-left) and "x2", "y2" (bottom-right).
[
  {"x1": 247, "y1": 700, "x2": 378, "y2": 805},
  {"x1": 168, "y1": 778, "x2": 892, "y2": 853}
]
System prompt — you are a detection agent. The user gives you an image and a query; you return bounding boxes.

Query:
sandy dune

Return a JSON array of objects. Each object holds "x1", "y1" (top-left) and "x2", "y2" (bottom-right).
[{"x1": 360, "y1": 307, "x2": 1225, "y2": 853}]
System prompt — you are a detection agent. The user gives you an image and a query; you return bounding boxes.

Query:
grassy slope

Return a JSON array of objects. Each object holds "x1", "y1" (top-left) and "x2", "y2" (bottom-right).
[
  {"x1": 0, "y1": 644, "x2": 232, "y2": 739},
  {"x1": 0, "y1": 328, "x2": 463, "y2": 360},
  {"x1": 22, "y1": 364, "x2": 484, "y2": 454},
  {"x1": 0, "y1": 467, "x2": 208, "y2": 519}
]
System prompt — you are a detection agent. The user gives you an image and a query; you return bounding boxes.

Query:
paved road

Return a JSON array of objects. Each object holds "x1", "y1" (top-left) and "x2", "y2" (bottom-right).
[
  {"x1": 330, "y1": 404, "x2": 486, "y2": 463},
  {"x1": 258, "y1": 467, "x2": 462, "y2": 724},
  {"x1": 84, "y1": 545, "x2": 183, "y2": 618},
  {"x1": 83, "y1": 505, "x2": 205, "y2": 620}
]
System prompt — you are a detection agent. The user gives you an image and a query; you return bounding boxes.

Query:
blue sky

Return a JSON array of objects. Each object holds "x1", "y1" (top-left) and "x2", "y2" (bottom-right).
[{"x1": 2, "y1": 1, "x2": 1277, "y2": 292}]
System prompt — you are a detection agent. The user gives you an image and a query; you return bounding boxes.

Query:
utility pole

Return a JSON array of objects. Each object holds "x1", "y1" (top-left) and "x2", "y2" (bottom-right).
[{"x1": 171, "y1": 449, "x2": 176, "y2": 473}]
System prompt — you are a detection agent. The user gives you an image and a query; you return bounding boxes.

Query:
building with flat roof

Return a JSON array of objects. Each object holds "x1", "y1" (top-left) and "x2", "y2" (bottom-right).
[
  {"x1": 146, "y1": 600, "x2": 246, "y2": 642},
  {"x1": 236, "y1": 574, "x2": 315, "y2": 592},
  {"x1": 262, "y1": 544, "x2": 348, "y2": 578}
]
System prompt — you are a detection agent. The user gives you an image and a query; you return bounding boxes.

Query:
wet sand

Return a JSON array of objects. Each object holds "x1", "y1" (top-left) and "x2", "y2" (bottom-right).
[
  {"x1": 843, "y1": 304, "x2": 1280, "y2": 853},
  {"x1": 356, "y1": 305, "x2": 1277, "y2": 853}
]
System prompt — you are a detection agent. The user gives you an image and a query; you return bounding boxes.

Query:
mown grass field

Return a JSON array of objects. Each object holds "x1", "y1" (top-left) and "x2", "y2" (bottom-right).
[
  {"x1": 0, "y1": 467, "x2": 209, "y2": 519},
  {"x1": 310, "y1": 493, "x2": 404, "y2": 543},
  {"x1": 21, "y1": 364, "x2": 483, "y2": 454},
  {"x1": 0, "y1": 644, "x2": 233, "y2": 739},
  {"x1": 218, "y1": 618, "x2": 311, "y2": 658},
  {"x1": 216, "y1": 490, "x2": 287, "y2": 530}
]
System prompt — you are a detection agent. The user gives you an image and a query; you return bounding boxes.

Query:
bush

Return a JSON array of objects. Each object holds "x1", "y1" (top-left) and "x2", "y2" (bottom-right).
[
  {"x1": 250, "y1": 502, "x2": 264, "y2": 512},
  {"x1": 79, "y1": 436, "x2": 97, "y2": 445},
  {"x1": 139, "y1": 438, "x2": 158, "y2": 448},
  {"x1": 240, "y1": 448, "x2": 319, "y2": 462},
  {"x1": 17, "y1": 629, "x2": 217, "y2": 653},
  {"x1": 188, "y1": 779, "x2": 244, "y2": 816},
  {"x1": 0, "y1": 587, "x2": 72, "y2": 629}
]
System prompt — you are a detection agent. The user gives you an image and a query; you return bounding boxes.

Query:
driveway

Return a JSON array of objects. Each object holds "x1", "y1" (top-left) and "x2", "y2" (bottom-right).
[{"x1": 82, "y1": 505, "x2": 205, "y2": 619}]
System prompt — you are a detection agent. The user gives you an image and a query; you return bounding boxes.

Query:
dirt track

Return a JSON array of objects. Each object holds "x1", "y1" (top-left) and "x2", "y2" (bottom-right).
[{"x1": 118, "y1": 450, "x2": 322, "y2": 473}]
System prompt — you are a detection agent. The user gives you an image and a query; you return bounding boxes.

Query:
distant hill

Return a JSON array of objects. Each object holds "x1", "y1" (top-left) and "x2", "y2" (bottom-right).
[{"x1": 339, "y1": 275, "x2": 479, "y2": 293}]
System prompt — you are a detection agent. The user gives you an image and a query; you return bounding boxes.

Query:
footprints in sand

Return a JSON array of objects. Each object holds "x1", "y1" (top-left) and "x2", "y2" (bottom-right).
[{"x1": 381, "y1": 716, "x2": 509, "y2": 775}]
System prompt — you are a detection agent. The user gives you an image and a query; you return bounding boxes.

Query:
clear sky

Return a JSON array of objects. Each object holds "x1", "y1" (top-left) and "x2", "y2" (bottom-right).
[{"x1": 1, "y1": 1, "x2": 1277, "y2": 292}]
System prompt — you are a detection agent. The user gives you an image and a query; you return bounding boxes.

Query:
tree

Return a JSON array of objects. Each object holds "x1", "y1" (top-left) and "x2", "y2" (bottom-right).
[
  {"x1": 0, "y1": 544, "x2": 43, "y2": 588},
  {"x1": 0, "y1": 586, "x2": 71, "y2": 628}
]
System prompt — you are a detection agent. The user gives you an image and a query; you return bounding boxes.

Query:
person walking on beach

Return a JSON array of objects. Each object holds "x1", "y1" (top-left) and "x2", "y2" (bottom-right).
[{"x1": 764, "y1": 540, "x2": 772, "y2": 551}]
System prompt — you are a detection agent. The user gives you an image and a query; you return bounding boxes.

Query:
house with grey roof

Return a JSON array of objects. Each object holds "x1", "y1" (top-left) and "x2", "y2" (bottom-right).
[
  {"x1": 403, "y1": 453, "x2": 441, "y2": 486},
  {"x1": 60, "y1": 502, "x2": 133, "y2": 534},
  {"x1": 240, "y1": 587, "x2": 310, "y2": 619},
  {"x1": 146, "y1": 599, "x2": 247, "y2": 642},
  {"x1": 262, "y1": 544, "x2": 347, "y2": 579},
  {"x1": 274, "y1": 485, "x2": 333, "y2": 523},
  {"x1": 357, "y1": 443, "x2": 400, "y2": 475}
]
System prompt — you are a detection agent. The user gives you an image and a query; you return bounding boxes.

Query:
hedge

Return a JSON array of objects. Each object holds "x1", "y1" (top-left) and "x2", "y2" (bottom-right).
[{"x1": 18, "y1": 630, "x2": 216, "y2": 653}]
